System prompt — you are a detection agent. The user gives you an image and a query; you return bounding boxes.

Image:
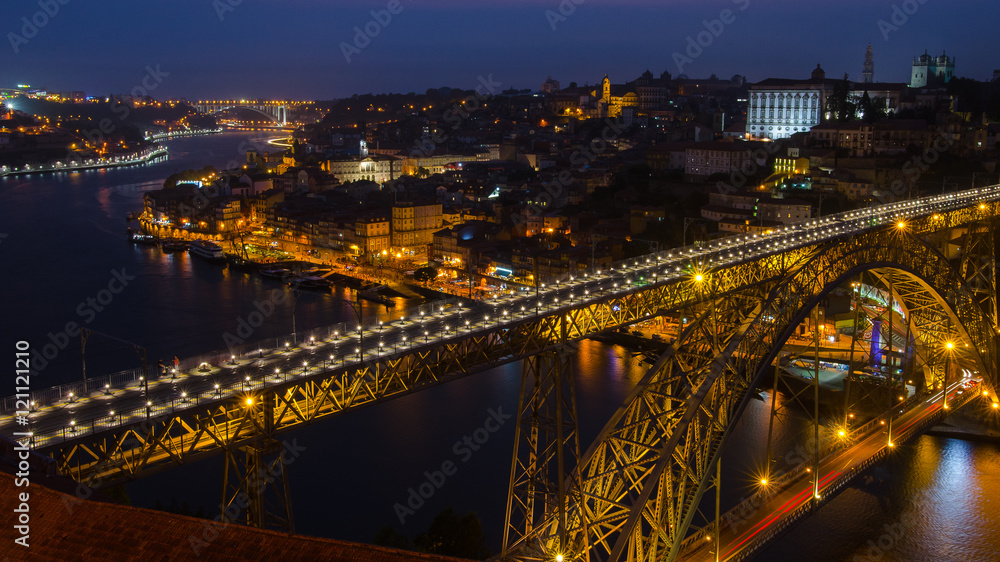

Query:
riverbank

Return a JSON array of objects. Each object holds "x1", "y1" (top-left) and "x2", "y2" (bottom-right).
[{"x1": 1, "y1": 146, "x2": 168, "y2": 177}]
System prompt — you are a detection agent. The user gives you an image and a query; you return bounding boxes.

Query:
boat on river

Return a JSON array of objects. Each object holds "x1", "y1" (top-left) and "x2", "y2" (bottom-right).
[
  {"x1": 189, "y1": 240, "x2": 226, "y2": 261},
  {"x1": 160, "y1": 239, "x2": 189, "y2": 252}
]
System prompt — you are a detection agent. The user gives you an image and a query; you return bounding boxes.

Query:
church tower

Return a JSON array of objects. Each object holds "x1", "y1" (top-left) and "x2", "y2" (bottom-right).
[
  {"x1": 863, "y1": 43, "x2": 874, "y2": 83},
  {"x1": 602, "y1": 74, "x2": 611, "y2": 104}
]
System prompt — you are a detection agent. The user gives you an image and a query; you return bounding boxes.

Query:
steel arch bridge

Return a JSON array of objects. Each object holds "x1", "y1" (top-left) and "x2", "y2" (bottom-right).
[
  {"x1": 3, "y1": 188, "x2": 998, "y2": 553},
  {"x1": 503, "y1": 210, "x2": 999, "y2": 561},
  {"x1": 194, "y1": 100, "x2": 288, "y2": 125}
]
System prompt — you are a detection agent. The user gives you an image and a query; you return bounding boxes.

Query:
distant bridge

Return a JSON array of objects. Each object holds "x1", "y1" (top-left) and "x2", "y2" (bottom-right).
[{"x1": 194, "y1": 100, "x2": 288, "y2": 125}]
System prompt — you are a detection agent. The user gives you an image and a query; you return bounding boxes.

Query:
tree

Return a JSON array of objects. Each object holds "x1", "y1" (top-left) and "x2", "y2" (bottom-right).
[
  {"x1": 413, "y1": 508, "x2": 490, "y2": 559},
  {"x1": 857, "y1": 91, "x2": 873, "y2": 120},
  {"x1": 857, "y1": 91, "x2": 888, "y2": 123},
  {"x1": 414, "y1": 266, "x2": 437, "y2": 283},
  {"x1": 373, "y1": 526, "x2": 411, "y2": 548},
  {"x1": 103, "y1": 484, "x2": 131, "y2": 506},
  {"x1": 826, "y1": 74, "x2": 855, "y2": 122}
]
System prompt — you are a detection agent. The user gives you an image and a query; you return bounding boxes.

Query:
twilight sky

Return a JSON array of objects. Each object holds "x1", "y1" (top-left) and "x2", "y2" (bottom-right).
[{"x1": 4, "y1": 0, "x2": 999, "y2": 100}]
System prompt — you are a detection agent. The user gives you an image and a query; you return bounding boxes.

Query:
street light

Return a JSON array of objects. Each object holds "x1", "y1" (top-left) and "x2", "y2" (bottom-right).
[{"x1": 943, "y1": 341, "x2": 954, "y2": 410}]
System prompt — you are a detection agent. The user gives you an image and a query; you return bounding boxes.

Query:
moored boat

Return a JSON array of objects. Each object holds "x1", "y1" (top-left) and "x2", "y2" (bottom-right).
[
  {"x1": 227, "y1": 254, "x2": 261, "y2": 271},
  {"x1": 189, "y1": 239, "x2": 226, "y2": 261},
  {"x1": 128, "y1": 230, "x2": 159, "y2": 246},
  {"x1": 260, "y1": 268, "x2": 291, "y2": 279},
  {"x1": 160, "y1": 239, "x2": 189, "y2": 252},
  {"x1": 359, "y1": 289, "x2": 395, "y2": 307},
  {"x1": 289, "y1": 276, "x2": 331, "y2": 292}
]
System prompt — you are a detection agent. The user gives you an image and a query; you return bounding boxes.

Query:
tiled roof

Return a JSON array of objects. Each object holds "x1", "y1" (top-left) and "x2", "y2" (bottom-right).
[{"x1": 0, "y1": 472, "x2": 469, "y2": 561}]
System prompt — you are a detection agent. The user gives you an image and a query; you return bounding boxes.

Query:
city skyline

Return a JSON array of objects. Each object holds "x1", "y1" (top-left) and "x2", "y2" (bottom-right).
[
  {"x1": 4, "y1": 0, "x2": 999, "y2": 99},
  {"x1": 5, "y1": 1, "x2": 1000, "y2": 560}
]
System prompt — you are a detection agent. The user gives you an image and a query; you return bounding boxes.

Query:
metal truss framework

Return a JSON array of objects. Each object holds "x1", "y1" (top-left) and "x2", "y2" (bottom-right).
[
  {"x1": 38, "y1": 205, "x2": 999, "y2": 554},
  {"x1": 513, "y1": 211, "x2": 999, "y2": 561},
  {"x1": 45, "y1": 246, "x2": 797, "y2": 487},
  {"x1": 220, "y1": 392, "x2": 295, "y2": 532},
  {"x1": 504, "y1": 348, "x2": 586, "y2": 559}
]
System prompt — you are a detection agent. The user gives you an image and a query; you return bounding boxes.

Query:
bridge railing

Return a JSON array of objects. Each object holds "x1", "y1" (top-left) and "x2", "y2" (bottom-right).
[
  {"x1": 694, "y1": 390, "x2": 978, "y2": 561},
  {"x1": 533, "y1": 185, "x2": 1000, "y2": 289},
  {"x1": 7, "y1": 186, "x2": 999, "y2": 420},
  {"x1": 0, "y1": 296, "x2": 467, "y2": 417},
  {"x1": 676, "y1": 391, "x2": 933, "y2": 557}
]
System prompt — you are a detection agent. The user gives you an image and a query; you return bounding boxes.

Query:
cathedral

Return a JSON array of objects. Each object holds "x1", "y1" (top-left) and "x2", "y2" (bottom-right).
[{"x1": 910, "y1": 50, "x2": 955, "y2": 88}]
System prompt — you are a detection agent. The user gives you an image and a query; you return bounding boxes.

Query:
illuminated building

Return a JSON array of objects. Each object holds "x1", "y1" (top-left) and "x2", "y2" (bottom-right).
[
  {"x1": 322, "y1": 155, "x2": 401, "y2": 184},
  {"x1": 391, "y1": 201, "x2": 443, "y2": 250},
  {"x1": 910, "y1": 50, "x2": 955, "y2": 88},
  {"x1": 747, "y1": 65, "x2": 833, "y2": 140}
]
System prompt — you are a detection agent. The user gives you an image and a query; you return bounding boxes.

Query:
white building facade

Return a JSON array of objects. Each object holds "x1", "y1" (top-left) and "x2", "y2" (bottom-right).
[
  {"x1": 747, "y1": 87, "x2": 826, "y2": 140},
  {"x1": 323, "y1": 156, "x2": 401, "y2": 184},
  {"x1": 748, "y1": 66, "x2": 835, "y2": 140}
]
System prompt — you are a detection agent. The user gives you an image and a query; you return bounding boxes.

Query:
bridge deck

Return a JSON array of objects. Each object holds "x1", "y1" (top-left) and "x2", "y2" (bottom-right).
[
  {"x1": 3, "y1": 186, "x2": 999, "y2": 485},
  {"x1": 678, "y1": 378, "x2": 980, "y2": 561}
]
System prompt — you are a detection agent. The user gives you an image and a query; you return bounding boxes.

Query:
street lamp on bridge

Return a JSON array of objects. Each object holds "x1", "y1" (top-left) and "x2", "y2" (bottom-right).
[{"x1": 943, "y1": 341, "x2": 954, "y2": 411}]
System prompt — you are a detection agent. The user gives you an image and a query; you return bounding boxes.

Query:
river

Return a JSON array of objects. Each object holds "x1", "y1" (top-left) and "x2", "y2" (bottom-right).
[{"x1": 2, "y1": 132, "x2": 996, "y2": 559}]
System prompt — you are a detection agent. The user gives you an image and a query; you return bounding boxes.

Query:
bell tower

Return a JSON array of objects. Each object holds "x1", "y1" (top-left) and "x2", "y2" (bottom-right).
[{"x1": 863, "y1": 43, "x2": 874, "y2": 83}]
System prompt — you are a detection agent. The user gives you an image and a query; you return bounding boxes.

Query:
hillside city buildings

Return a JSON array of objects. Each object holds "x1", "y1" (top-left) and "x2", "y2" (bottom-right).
[{"x1": 116, "y1": 46, "x2": 1000, "y2": 289}]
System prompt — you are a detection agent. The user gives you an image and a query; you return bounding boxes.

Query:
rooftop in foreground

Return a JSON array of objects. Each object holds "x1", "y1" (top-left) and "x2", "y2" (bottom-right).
[{"x1": 0, "y1": 470, "x2": 469, "y2": 561}]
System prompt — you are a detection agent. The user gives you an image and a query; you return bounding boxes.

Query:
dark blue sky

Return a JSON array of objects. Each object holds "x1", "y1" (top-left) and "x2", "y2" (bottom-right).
[{"x1": 4, "y1": 0, "x2": 998, "y2": 100}]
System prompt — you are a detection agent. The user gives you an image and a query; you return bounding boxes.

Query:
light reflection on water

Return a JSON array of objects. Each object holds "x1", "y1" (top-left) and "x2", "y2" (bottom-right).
[
  {"x1": 3, "y1": 132, "x2": 998, "y2": 557},
  {"x1": 757, "y1": 435, "x2": 1000, "y2": 561}
]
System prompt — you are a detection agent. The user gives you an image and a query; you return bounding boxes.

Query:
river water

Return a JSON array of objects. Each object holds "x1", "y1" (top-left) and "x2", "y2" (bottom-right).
[{"x1": 2, "y1": 132, "x2": 996, "y2": 559}]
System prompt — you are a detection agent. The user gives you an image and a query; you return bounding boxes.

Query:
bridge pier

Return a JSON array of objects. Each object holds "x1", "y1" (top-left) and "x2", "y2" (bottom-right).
[
  {"x1": 503, "y1": 347, "x2": 585, "y2": 561},
  {"x1": 220, "y1": 392, "x2": 294, "y2": 532}
]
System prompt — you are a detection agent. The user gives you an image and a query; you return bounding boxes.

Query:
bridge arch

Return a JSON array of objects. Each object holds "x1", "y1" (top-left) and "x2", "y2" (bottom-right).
[
  {"x1": 205, "y1": 105, "x2": 283, "y2": 124},
  {"x1": 547, "y1": 225, "x2": 996, "y2": 561}
]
